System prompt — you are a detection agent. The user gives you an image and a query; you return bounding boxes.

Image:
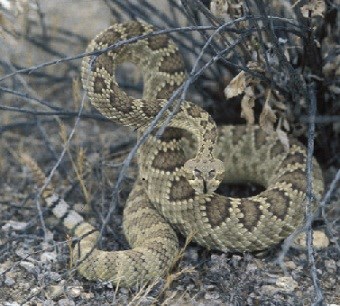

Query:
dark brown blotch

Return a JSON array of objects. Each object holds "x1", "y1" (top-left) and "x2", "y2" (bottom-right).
[
  {"x1": 158, "y1": 127, "x2": 183, "y2": 142},
  {"x1": 253, "y1": 128, "x2": 268, "y2": 150},
  {"x1": 129, "y1": 212, "x2": 163, "y2": 232},
  {"x1": 276, "y1": 168, "x2": 307, "y2": 193},
  {"x1": 208, "y1": 116, "x2": 215, "y2": 126},
  {"x1": 280, "y1": 151, "x2": 306, "y2": 169},
  {"x1": 269, "y1": 140, "x2": 285, "y2": 159},
  {"x1": 147, "y1": 34, "x2": 170, "y2": 50},
  {"x1": 203, "y1": 126, "x2": 218, "y2": 142},
  {"x1": 169, "y1": 176, "x2": 195, "y2": 201},
  {"x1": 109, "y1": 81, "x2": 133, "y2": 113},
  {"x1": 205, "y1": 195, "x2": 232, "y2": 227},
  {"x1": 151, "y1": 150, "x2": 186, "y2": 172},
  {"x1": 239, "y1": 199, "x2": 262, "y2": 231},
  {"x1": 97, "y1": 27, "x2": 122, "y2": 46},
  {"x1": 158, "y1": 52, "x2": 185, "y2": 74},
  {"x1": 141, "y1": 100, "x2": 162, "y2": 117},
  {"x1": 155, "y1": 83, "x2": 179, "y2": 99},
  {"x1": 93, "y1": 76, "x2": 107, "y2": 94},
  {"x1": 186, "y1": 104, "x2": 203, "y2": 118},
  {"x1": 92, "y1": 53, "x2": 114, "y2": 75},
  {"x1": 232, "y1": 126, "x2": 247, "y2": 146},
  {"x1": 288, "y1": 137, "x2": 304, "y2": 148},
  {"x1": 124, "y1": 21, "x2": 146, "y2": 39},
  {"x1": 200, "y1": 120, "x2": 208, "y2": 129},
  {"x1": 264, "y1": 189, "x2": 290, "y2": 220}
]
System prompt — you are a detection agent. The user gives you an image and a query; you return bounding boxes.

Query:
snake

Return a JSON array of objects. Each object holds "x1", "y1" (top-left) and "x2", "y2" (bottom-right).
[{"x1": 22, "y1": 21, "x2": 324, "y2": 287}]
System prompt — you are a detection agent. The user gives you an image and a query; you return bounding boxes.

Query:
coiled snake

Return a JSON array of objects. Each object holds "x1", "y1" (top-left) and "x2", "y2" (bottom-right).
[{"x1": 23, "y1": 21, "x2": 324, "y2": 287}]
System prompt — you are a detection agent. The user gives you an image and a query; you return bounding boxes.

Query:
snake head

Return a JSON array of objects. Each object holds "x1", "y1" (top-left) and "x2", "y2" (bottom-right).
[{"x1": 183, "y1": 158, "x2": 224, "y2": 194}]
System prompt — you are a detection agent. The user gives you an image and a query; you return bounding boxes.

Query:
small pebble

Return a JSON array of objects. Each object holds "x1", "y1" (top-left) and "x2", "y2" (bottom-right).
[
  {"x1": 294, "y1": 230, "x2": 330, "y2": 249},
  {"x1": 5, "y1": 275, "x2": 15, "y2": 286},
  {"x1": 2, "y1": 221, "x2": 27, "y2": 231},
  {"x1": 15, "y1": 248, "x2": 30, "y2": 260},
  {"x1": 261, "y1": 285, "x2": 280, "y2": 295},
  {"x1": 47, "y1": 283, "x2": 64, "y2": 299},
  {"x1": 324, "y1": 260, "x2": 336, "y2": 273},
  {"x1": 58, "y1": 299, "x2": 75, "y2": 306},
  {"x1": 48, "y1": 272, "x2": 62, "y2": 282},
  {"x1": 20, "y1": 261, "x2": 36, "y2": 273},
  {"x1": 285, "y1": 261, "x2": 296, "y2": 270},
  {"x1": 276, "y1": 276, "x2": 298, "y2": 292},
  {"x1": 119, "y1": 287, "x2": 129, "y2": 295},
  {"x1": 40, "y1": 251, "x2": 57, "y2": 263},
  {"x1": 67, "y1": 286, "x2": 83, "y2": 298},
  {"x1": 81, "y1": 292, "x2": 94, "y2": 300},
  {"x1": 204, "y1": 291, "x2": 220, "y2": 300},
  {"x1": 246, "y1": 263, "x2": 258, "y2": 272}
]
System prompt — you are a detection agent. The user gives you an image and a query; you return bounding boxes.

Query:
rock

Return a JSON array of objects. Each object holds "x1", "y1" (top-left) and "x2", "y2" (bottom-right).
[
  {"x1": 261, "y1": 285, "x2": 280, "y2": 295},
  {"x1": 324, "y1": 260, "x2": 337, "y2": 273},
  {"x1": 48, "y1": 272, "x2": 62, "y2": 282},
  {"x1": 204, "y1": 291, "x2": 220, "y2": 300},
  {"x1": 294, "y1": 230, "x2": 330, "y2": 249},
  {"x1": 5, "y1": 274, "x2": 15, "y2": 286},
  {"x1": 67, "y1": 286, "x2": 83, "y2": 298},
  {"x1": 15, "y1": 248, "x2": 31, "y2": 260},
  {"x1": 2, "y1": 221, "x2": 27, "y2": 231},
  {"x1": 284, "y1": 261, "x2": 296, "y2": 270},
  {"x1": 275, "y1": 276, "x2": 298, "y2": 292},
  {"x1": 57, "y1": 299, "x2": 75, "y2": 306},
  {"x1": 40, "y1": 251, "x2": 57, "y2": 263},
  {"x1": 47, "y1": 283, "x2": 65, "y2": 299},
  {"x1": 261, "y1": 276, "x2": 298, "y2": 295},
  {"x1": 80, "y1": 292, "x2": 94, "y2": 300},
  {"x1": 19, "y1": 261, "x2": 36, "y2": 273}
]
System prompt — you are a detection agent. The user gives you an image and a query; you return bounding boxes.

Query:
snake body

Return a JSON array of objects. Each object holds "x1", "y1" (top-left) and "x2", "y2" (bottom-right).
[{"x1": 24, "y1": 21, "x2": 324, "y2": 287}]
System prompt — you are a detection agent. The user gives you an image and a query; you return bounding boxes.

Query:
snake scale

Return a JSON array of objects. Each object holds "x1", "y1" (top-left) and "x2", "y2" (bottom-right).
[{"x1": 23, "y1": 21, "x2": 324, "y2": 287}]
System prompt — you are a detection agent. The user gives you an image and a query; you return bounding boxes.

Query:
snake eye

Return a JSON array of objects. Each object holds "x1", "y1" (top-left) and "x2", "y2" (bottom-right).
[
  {"x1": 194, "y1": 168, "x2": 202, "y2": 179},
  {"x1": 208, "y1": 169, "x2": 216, "y2": 178}
]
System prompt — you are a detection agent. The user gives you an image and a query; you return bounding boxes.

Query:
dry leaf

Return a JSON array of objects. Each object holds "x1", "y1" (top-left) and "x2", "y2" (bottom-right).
[
  {"x1": 300, "y1": 0, "x2": 325, "y2": 18},
  {"x1": 224, "y1": 71, "x2": 246, "y2": 99},
  {"x1": 259, "y1": 92, "x2": 276, "y2": 133},
  {"x1": 276, "y1": 128, "x2": 290, "y2": 151},
  {"x1": 210, "y1": 0, "x2": 243, "y2": 20},
  {"x1": 210, "y1": 0, "x2": 229, "y2": 17},
  {"x1": 273, "y1": 100, "x2": 287, "y2": 112},
  {"x1": 282, "y1": 117, "x2": 290, "y2": 131},
  {"x1": 241, "y1": 93, "x2": 255, "y2": 125}
]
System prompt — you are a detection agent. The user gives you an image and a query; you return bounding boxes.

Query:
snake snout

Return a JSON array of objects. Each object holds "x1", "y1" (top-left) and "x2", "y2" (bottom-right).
[{"x1": 183, "y1": 157, "x2": 225, "y2": 194}]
